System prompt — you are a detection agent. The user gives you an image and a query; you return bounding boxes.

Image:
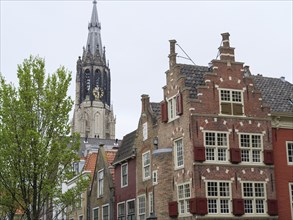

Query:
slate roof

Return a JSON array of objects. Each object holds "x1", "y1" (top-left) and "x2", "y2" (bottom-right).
[
  {"x1": 252, "y1": 75, "x2": 293, "y2": 113},
  {"x1": 150, "y1": 102, "x2": 161, "y2": 119},
  {"x1": 180, "y1": 64, "x2": 211, "y2": 98},
  {"x1": 79, "y1": 137, "x2": 121, "y2": 157},
  {"x1": 112, "y1": 130, "x2": 137, "y2": 165}
]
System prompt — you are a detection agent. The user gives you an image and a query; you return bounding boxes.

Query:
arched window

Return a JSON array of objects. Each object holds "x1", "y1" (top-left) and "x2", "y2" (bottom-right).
[{"x1": 85, "y1": 69, "x2": 90, "y2": 94}]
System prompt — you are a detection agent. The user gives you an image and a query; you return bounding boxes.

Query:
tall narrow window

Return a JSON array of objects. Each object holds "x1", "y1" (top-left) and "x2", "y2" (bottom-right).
[
  {"x1": 168, "y1": 96, "x2": 177, "y2": 121},
  {"x1": 206, "y1": 181, "x2": 231, "y2": 214},
  {"x1": 142, "y1": 151, "x2": 151, "y2": 180},
  {"x1": 220, "y1": 89, "x2": 243, "y2": 115},
  {"x1": 152, "y1": 170, "x2": 158, "y2": 185},
  {"x1": 239, "y1": 134, "x2": 262, "y2": 163},
  {"x1": 287, "y1": 142, "x2": 293, "y2": 165},
  {"x1": 117, "y1": 202, "x2": 125, "y2": 220},
  {"x1": 138, "y1": 195, "x2": 146, "y2": 220},
  {"x1": 127, "y1": 200, "x2": 135, "y2": 220},
  {"x1": 102, "y1": 205, "x2": 109, "y2": 220},
  {"x1": 205, "y1": 132, "x2": 229, "y2": 162},
  {"x1": 93, "y1": 208, "x2": 99, "y2": 220},
  {"x1": 149, "y1": 192, "x2": 154, "y2": 215},
  {"x1": 289, "y1": 183, "x2": 293, "y2": 218},
  {"x1": 97, "y1": 169, "x2": 104, "y2": 197},
  {"x1": 174, "y1": 139, "x2": 184, "y2": 169},
  {"x1": 242, "y1": 182, "x2": 266, "y2": 214},
  {"x1": 177, "y1": 182, "x2": 191, "y2": 215},
  {"x1": 121, "y1": 163, "x2": 128, "y2": 187}
]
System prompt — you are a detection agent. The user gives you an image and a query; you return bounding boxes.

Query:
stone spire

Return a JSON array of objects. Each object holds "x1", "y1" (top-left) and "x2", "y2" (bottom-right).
[{"x1": 86, "y1": 0, "x2": 103, "y2": 57}]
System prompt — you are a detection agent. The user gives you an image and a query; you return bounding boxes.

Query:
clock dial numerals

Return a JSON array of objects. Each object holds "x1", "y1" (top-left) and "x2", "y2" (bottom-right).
[{"x1": 93, "y1": 87, "x2": 104, "y2": 99}]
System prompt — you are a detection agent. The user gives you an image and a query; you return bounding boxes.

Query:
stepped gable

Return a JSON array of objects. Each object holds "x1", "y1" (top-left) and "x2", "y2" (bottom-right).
[
  {"x1": 113, "y1": 130, "x2": 136, "y2": 165},
  {"x1": 180, "y1": 64, "x2": 211, "y2": 98},
  {"x1": 252, "y1": 75, "x2": 293, "y2": 113}
]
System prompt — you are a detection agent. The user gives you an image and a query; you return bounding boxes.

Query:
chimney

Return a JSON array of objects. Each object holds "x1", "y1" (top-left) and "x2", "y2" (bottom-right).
[
  {"x1": 219, "y1": 32, "x2": 235, "y2": 62},
  {"x1": 141, "y1": 94, "x2": 150, "y2": 113},
  {"x1": 169, "y1": 39, "x2": 177, "y2": 69},
  {"x1": 243, "y1": 65, "x2": 251, "y2": 77},
  {"x1": 280, "y1": 76, "x2": 286, "y2": 82}
]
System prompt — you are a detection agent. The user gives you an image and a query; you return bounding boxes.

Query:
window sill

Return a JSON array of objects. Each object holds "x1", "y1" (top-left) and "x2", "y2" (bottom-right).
[
  {"x1": 143, "y1": 177, "x2": 151, "y2": 182},
  {"x1": 174, "y1": 166, "x2": 184, "y2": 171}
]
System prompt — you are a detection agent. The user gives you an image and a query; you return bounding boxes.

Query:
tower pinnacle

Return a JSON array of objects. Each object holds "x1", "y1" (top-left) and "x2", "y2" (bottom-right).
[{"x1": 86, "y1": 0, "x2": 103, "y2": 57}]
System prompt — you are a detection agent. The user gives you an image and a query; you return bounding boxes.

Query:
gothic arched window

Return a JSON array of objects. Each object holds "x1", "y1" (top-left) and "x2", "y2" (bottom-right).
[{"x1": 85, "y1": 69, "x2": 90, "y2": 94}]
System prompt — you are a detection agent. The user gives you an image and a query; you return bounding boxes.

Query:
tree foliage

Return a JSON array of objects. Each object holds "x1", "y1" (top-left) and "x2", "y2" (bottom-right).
[{"x1": 0, "y1": 56, "x2": 86, "y2": 219}]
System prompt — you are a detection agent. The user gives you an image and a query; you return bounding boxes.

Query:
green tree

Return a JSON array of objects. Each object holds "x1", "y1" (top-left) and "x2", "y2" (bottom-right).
[{"x1": 0, "y1": 56, "x2": 87, "y2": 220}]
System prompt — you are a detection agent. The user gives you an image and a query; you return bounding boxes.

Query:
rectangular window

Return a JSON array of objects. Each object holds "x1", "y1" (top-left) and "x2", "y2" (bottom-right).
[
  {"x1": 174, "y1": 139, "x2": 184, "y2": 169},
  {"x1": 177, "y1": 182, "x2": 191, "y2": 215},
  {"x1": 168, "y1": 96, "x2": 177, "y2": 121},
  {"x1": 117, "y1": 202, "x2": 125, "y2": 220},
  {"x1": 142, "y1": 151, "x2": 151, "y2": 180},
  {"x1": 121, "y1": 163, "x2": 128, "y2": 187},
  {"x1": 152, "y1": 170, "x2": 158, "y2": 185},
  {"x1": 239, "y1": 133, "x2": 262, "y2": 163},
  {"x1": 220, "y1": 89, "x2": 243, "y2": 115},
  {"x1": 138, "y1": 195, "x2": 146, "y2": 220},
  {"x1": 287, "y1": 142, "x2": 293, "y2": 165},
  {"x1": 97, "y1": 169, "x2": 104, "y2": 197},
  {"x1": 102, "y1": 205, "x2": 109, "y2": 220},
  {"x1": 290, "y1": 183, "x2": 293, "y2": 218},
  {"x1": 205, "y1": 132, "x2": 229, "y2": 162},
  {"x1": 206, "y1": 181, "x2": 231, "y2": 214},
  {"x1": 149, "y1": 192, "x2": 154, "y2": 215},
  {"x1": 93, "y1": 207, "x2": 99, "y2": 220},
  {"x1": 79, "y1": 216, "x2": 83, "y2": 220},
  {"x1": 242, "y1": 182, "x2": 266, "y2": 214},
  {"x1": 127, "y1": 200, "x2": 135, "y2": 220}
]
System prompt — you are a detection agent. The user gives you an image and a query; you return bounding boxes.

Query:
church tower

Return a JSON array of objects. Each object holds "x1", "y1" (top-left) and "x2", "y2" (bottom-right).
[{"x1": 72, "y1": 0, "x2": 115, "y2": 139}]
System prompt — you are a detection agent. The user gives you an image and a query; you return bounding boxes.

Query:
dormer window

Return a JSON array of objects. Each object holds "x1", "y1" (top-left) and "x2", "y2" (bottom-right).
[{"x1": 219, "y1": 89, "x2": 243, "y2": 116}]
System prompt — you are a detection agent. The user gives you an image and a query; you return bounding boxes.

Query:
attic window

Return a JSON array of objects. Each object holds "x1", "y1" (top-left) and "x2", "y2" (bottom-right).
[{"x1": 219, "y1": 89, "x2": 244, "y2": 116}]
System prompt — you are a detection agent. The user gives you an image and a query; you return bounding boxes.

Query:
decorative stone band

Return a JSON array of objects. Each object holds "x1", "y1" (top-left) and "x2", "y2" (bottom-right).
[{"x1": 153, "y1": 148, "x2": 173, "y2": 155}]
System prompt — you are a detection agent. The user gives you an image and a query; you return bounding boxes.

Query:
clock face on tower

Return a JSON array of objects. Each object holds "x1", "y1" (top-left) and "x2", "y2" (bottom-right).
[{"x1": 93, "y1": 86, "x2": 104, "y2": 100}]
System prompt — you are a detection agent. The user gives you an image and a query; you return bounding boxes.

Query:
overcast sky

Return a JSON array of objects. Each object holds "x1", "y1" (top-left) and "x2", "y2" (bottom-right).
[{"x1": 1, "y1": 0, "x2": 292, "y2": 139}]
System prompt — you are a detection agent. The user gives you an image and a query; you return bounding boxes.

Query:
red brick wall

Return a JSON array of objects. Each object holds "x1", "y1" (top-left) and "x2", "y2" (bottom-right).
[
  {"x1": 114, "y1": 158, "x2": 136, "y2": 219},
  {"x1": 273, "y1": 128, "x2": 293, "y2": 219}
]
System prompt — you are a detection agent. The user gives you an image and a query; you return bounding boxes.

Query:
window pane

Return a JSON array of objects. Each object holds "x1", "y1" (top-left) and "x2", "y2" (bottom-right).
[
  {"x1": 176, "y1": 139, "x2": 184, "y2": 167},
  {"x1": 208, "y1": 199, "x2": 217, "y2": 213},
  {"x1": 207, "y1": 182, "x2": 218, "y2": 197},
  {"x1": 220, "y1": 199, "x2": 229, "y2": 213},
  {"x1": 232, "y1": 91, "x2": 241, "y2": 102},
  {"x1": 288, "y1": 143, "x2": 293, "y2": 163},
  {"x1": 240, "y1": 135, "x2": 250, "y2": 148},
  {"x1": 252, "y1": 135, "x2": 261, "y2": 148},
  {"x1": 206, "y1": 133, "x2": 215, "y2": 146},
  {"x1": 221, "y1": 90, "x2": 230, "y2": 101}
]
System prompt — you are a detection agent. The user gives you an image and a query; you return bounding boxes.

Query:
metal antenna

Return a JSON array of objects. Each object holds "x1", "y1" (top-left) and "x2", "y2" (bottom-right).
[{"x1": 176, "y1": 43, "x2": 196, "y2": 65}]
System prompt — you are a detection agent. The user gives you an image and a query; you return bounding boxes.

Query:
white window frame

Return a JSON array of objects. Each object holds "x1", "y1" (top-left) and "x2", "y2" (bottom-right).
[
  {"x1": 219, "y1": 88, "x2": 244, "y2": 116},
  {"x1": 121, "y1": 163, "x2": 128, "y2": 187},
  {"x1": 204, "y1": 131, "x2": 229, "y2": 163},
  {"x1": 241, "y1": 181, "x2": 267, "y2": 215},
  {"x1": 239, "y1": 133, "x2": 263, "y2": 164},
  {"x1": 97, "y1": 169, "x2": 104, "y2": 197},
  {"x1": 174, "y1": 138, "x2": 184, "y2": 170},
  {"x1": 289, "y1": 183, "x2": 293, "y2": 219},
  {"x1": 152, "y1": 170, "x2": 158, "y2": 185},
  {"x1": 93, "y1": 207, "x2": 99, "y2": 220},
  {"x1": 177, "y1": 181, "x2": 191, "y2": 216},
  {"x1": 137, "y1": 194, "x2": 146, "y2": 220},
  {"x1": 102, "y1": 204, "x2": 109, "y2": 220},
  {"x1": 143, "y1": 122, "x2": 148, "y2": 141},
  {"x1": 142, "y1": 151, "x2": 151, "y2": 181},
  {"x1": 167, "y1": 95, "x2": 178, "y2": 121},
  {"x1": 148, "y1": 192, "x2": 154, "y2": 215},
  {"x1": 205, "y1": 180, "x2": 232, "y2": 215},
  {"x1": 287, "y1": 141, "x2": 293, "y2": 165},
  {"x1": 117, "y1": 202, "x2": 125, "y2": 220},
  {"x1": 126, "y1": 199, "x2": 135, "y2": 219}
]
